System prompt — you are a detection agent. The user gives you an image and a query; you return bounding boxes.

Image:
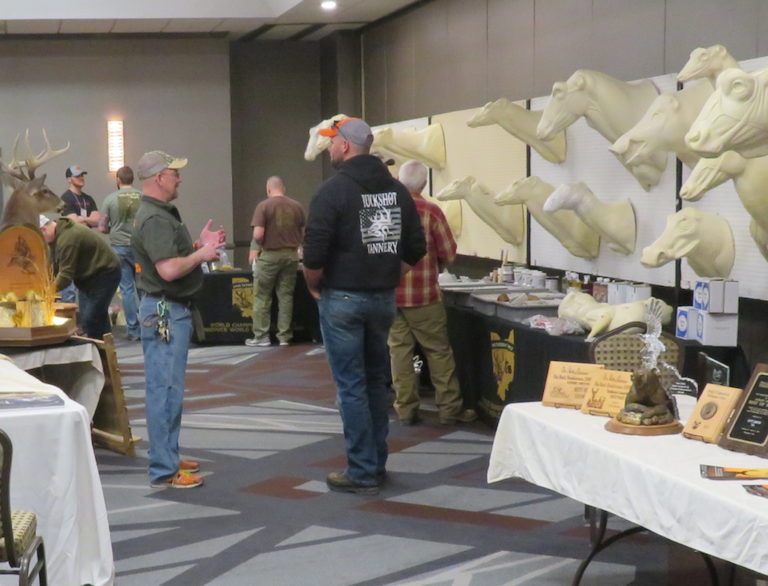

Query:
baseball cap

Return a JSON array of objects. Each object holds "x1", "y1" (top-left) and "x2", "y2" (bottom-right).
[
  {"x1": 39, "y1": 215, "x2": 51, "y2": 229},
  {"x1": 65, "y1": 166, "x2": 87, "y2": 178},
  {"x1": 318, "y1": 117, "x2": 374, "y2": 148},
  {"x1": 136, "y1": 150, "x2": 188, "y2": 180}
]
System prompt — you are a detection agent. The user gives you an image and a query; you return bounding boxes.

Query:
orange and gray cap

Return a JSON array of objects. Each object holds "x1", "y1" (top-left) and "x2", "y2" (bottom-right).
[{"x1": 318, "y1": 117, "x2": 374, "y2": 148}]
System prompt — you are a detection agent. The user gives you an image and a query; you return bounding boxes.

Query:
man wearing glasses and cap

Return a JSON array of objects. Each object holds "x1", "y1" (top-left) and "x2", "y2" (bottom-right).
[
  {"x1": 132, "y1": 150, "x2": 225, "y2": 489},
  {"x1": 303, "y1": 117, "x2": 426, "y2": 495}
]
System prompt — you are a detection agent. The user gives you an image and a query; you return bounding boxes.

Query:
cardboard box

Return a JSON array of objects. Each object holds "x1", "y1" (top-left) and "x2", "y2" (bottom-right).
[
  {"x1": 676, "y1": 306, "x2": 696, "y2": 340},
  {"x1": 694, "y1": 279, "x2": 724, "y2": 312},
  {"x1": 695, "y1": 311, "x2": 738, "y2": 346},
  {"x1": 607, "y1": 281, "x2": 628, "y2": 305},
  {"x1": 626, "y1": 283, "x2": 651, "y2": 302},
  {"x1": 724, "y1": 280, "x2": 739, "y2": 313}
]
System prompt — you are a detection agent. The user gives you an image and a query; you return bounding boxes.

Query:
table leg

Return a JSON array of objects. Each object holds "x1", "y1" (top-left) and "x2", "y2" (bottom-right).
[{"x1": 573, "y1": 508, "x2": 720, "y2": 586}]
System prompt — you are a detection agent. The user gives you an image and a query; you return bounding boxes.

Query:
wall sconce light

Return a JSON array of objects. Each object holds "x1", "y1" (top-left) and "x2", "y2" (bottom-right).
[{"x1": 107, "y1": 120, "x2": 124, "y2": 172}]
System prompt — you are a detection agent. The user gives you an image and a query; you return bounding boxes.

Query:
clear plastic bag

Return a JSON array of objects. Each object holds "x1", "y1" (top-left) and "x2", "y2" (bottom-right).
[{"x1": 524, "y1": 314, "x2": 585, "y2": 336}]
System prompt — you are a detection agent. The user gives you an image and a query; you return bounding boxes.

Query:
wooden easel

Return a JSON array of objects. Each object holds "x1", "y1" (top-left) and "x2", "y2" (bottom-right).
[{"x1": 75, "y1": 333, "x2": 139, "y2": 456}]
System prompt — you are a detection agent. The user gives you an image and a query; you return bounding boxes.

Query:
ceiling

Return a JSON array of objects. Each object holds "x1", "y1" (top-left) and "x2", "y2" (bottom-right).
[{"x1": 0, "y1": 0, "x2": 422, "y2": 41}]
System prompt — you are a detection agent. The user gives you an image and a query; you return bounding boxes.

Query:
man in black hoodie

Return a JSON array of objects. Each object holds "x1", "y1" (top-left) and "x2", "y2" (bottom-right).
[{"x1": 303, "y1": 117, "x2": 426, "y2": 494}]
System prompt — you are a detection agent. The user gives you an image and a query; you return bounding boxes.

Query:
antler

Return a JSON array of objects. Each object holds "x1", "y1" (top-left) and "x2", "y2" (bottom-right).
[{"x1": 12, "y1": 129, "x2": 70, "y2": 179}]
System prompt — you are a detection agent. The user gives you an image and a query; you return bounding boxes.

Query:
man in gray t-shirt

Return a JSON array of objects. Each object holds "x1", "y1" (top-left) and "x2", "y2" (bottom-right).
[{"x1": 98, "y1": 166, "x2": 143, "y2": 340}]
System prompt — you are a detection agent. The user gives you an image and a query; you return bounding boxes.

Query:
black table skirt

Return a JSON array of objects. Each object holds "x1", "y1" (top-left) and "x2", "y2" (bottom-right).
[
  {"x1": 193, "y1": 269, "x2": 320, "y2": 344},
  {"x1": 445, "y1": 305, "x2": 750, "y2": 426}
]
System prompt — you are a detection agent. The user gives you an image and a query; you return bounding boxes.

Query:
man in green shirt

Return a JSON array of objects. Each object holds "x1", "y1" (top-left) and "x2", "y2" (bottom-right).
[
  {"x1": 39, "y1": 215, "x2": 120, "y2": 339},
  {"x1": 132, "y1": 150, "x2": 225, "y2": 490},
  {"x1": 99, "y1": 166, "x2": 143, "y2": 340}
]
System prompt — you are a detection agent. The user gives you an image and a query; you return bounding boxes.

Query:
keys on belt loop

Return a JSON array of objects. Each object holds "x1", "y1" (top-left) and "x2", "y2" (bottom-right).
[{"x1": 156, "y1": 299, "x2": 170, "y2": 343}]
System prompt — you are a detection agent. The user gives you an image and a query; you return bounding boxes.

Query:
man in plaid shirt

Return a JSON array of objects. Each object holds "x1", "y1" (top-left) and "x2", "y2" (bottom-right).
[{"x1": 388, "y1": 160, "x2": 477, "y2": 426}]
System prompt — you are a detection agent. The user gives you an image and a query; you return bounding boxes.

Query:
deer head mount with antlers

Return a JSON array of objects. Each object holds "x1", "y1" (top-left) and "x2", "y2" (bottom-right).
[{"x1": 0, "y1": 129, "x2": 70, "y2": 232}]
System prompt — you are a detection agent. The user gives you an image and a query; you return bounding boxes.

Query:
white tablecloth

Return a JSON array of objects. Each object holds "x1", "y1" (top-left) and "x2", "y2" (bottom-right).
[
  {"x1": 0, "y1": 356, "x2": 114, "y2": 585},
  {"x1": 488, "y1": 401, "x2": 768, "y2": 576},
  {"x1": 4, "y1": 342, "x2": 104, "y2": 418}
]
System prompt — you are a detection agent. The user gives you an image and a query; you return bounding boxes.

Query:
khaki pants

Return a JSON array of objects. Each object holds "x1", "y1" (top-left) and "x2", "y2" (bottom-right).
[
  {"x1": 387, "y1": 301, "x2": 463, "y2": 421},
  {"x1": 251, "y1": 249, "x2": 298, "y2": 343}
]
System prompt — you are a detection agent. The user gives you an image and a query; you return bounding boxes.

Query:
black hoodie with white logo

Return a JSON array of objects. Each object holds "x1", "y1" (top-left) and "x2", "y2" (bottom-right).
[{"x1": 303, "y1": 154, "x2": 426, "y2": 291}]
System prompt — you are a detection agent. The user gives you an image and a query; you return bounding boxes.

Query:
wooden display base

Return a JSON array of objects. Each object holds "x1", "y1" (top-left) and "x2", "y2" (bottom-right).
[
  {"x1": 0, "y1": 318, "x2": 76, "y2": 347},
  {"x1": 605, "y1": 417, "x2": 683, "y2": 436}
]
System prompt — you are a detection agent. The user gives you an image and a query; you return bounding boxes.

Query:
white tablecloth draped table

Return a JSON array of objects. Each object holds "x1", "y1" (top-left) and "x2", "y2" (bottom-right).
[
  {"x1": 0, "y1": 355, "x2": 114, "y2": 585},
  {"x1": 2, "y1": 341, "x2": 104, "y2": 418},
  {"x1": 488, "y1": 401, "x2": 768, "y2": 576}
]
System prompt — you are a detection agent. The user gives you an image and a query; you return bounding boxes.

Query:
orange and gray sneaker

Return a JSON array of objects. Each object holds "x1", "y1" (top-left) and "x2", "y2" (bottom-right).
[
  {"x1": 151, "y1": 471, "x2": 204, "y2": 489},
  {"x1": 179, "y1": 459, "x2": 200, "y2": 474}
]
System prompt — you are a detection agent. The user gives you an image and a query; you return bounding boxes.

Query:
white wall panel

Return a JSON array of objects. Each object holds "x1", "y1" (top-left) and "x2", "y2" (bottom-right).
[{"x1": 529, "y1": 73, "x2": 679, "y2": 286}]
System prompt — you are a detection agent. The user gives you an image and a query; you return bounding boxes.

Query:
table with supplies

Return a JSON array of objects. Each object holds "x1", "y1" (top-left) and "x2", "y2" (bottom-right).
[
  {"x1": 442, "y1": 299, "x2": 750, "y2": 424},
  {"x1": 0, "y1": 355, "x2": 114, "y2": 585},
  {"x1": 488, "y1": 401, "x2": 768, "y2": 578}
]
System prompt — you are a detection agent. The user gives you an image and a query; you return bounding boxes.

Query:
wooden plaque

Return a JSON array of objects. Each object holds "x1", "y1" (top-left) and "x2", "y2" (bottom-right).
[
  {"x1": 542, "y1": 361, "x2": 605, "y2": 408},
  {"x1": 719, "y1": 364, "x2": 768, "y2": 457},
  {"x1": 580, "y1": 369, "x2": 633, "y2": 417},
  {"x1": 0, "y1": 225, "x2": 50, "y2": 297},
  {"x1": 683, "y1": 383, "x2": 743, "y2": 444}
]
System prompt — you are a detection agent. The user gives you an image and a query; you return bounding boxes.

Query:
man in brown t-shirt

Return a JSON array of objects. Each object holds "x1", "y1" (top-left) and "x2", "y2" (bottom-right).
[{"x1": 246, "y1": 176, "x2": 306, "y2": 346}]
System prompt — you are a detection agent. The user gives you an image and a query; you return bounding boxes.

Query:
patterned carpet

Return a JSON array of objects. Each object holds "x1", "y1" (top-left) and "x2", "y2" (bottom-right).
[{"x1": 94, "y1": 338, "x2": 753, "y2": 585}]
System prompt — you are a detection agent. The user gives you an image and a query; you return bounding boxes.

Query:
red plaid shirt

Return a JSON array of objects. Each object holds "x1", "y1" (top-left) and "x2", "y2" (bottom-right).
[{"x1": 396, "y1": 195, "x2": 457, "y2": 307}]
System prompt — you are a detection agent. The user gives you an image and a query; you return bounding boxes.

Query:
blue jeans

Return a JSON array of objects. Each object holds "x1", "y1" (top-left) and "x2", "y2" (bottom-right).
[
  {"x1": 318, "y1": 288, "x2": 395, "y2": 486},
  {"x1": 140, "y1": 294, "x2": 193, "y2": 483},
  {"x1": 112, "y1": 245, "x2": 140, "y2": 337},
  {"x1": 78, "y1": 266, "x2": 120, "y2": 339},
  {"x1": 59, "y1": 282, "x2": 77, "y2": 304}
]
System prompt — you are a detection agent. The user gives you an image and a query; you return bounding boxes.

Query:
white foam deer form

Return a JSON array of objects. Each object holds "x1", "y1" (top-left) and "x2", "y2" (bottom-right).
[
  {"x1": 678, "y1": 44, "x2": 740, "y2": 86},
  {"x1": 304, "y1": 115, "x2": 446, "y2": 169},
  {"x1": 686, "y1": 66, "x2": 768, "y2": 159},
  {"x1": 494, "y1": 176, "x2": 598, "y2": 258},
  {"x1": 641, "y1": 207, "x2": 735, "y2": 278},
  {"x1": 611, "y1": 81, "x2": 712, "y2": 172},
  {"x1": 537, "y1": 69, "x2": 659, "y2": 143},
  {"x1": 680, "y1": 150, "x2": 768, "y2": 260},
  {"x1": 435, "y1": 176, "x2": 524, "y2": 245},
  {"x1": 371, "y1": 124, "x2": 446, "y2": 170},
  {"x1": 543, "y1": 181, "x2": 636, "y2": 255},
  {"x1": 304, "y1": 114, "x2": 348, "y2": 161},
  {"x1": 466, "y1": 98, "x2": 566, "y2": 163}
]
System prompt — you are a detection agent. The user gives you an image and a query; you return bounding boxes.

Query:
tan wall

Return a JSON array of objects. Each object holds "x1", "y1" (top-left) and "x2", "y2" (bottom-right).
[{"x1": 362, "y1": 0, "x2": 768, "y2": 124}]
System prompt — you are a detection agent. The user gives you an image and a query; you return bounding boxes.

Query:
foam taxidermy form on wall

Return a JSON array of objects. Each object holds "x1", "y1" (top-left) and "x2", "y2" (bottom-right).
[
  {"x1": 466, "y1": 98, "x2": 566, "y2": 163},
  {"x1": 371, "y1": 124, "x2": 446, "y2": 170},
  {"x1": 303, "y1": 114, "x2": 447, "y2": 170},
  {"x1": 494, "y1": 176, "x2": 599, "y2": 258},
  {"x1": 641, "y1": 207, "x2": 735, "y2": 278},
  {"x1": 536, "y1": 69, "x2": 661, "y2": 190},
  {"x1": 680, "y1": 150, "x2": 768, "y2": 261},
  {"x1": 543, "y1": 181, "x2": 636, "y2": 255},
  {"x1": 304, "y1": 113, "x2": 348, "y2": 161},
  {"x1": 686, "y1": 66, "x2": 768, "y2": 159},
  {"x1": 678, "y1": 44, "x2": 740, "y2": 87},
  {"x1": 435, "y1": 176, "x2": 524, "y2": 245},
  {"x1": 558, "y1": 290, "x2": 673, "y2": 338},
  {"x1": 611, "y1": 81, "x2": 712, "y2": 172}
]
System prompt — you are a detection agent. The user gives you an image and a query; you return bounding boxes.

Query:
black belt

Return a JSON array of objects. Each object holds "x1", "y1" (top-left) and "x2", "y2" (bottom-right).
[{"x1": 140, "y1": 291, "x2": 194, "y2": 307}]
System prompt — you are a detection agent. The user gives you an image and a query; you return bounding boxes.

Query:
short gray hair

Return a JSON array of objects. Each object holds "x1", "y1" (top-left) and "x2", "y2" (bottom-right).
[{"x1": 398, "y1": 159, "x2": 428, "y2": 193}]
